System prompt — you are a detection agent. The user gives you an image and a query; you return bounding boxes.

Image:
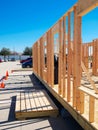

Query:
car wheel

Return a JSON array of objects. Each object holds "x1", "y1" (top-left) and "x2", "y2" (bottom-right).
[{"x1": 26, "y1": 65, "x2": 30, "y2": 68}]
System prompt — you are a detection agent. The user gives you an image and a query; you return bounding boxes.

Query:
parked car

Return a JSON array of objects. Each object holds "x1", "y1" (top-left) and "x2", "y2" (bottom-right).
[
  {"x1": 20, "y1": 57, "x2": 32, "y2": 63},
  {"x1": 22, "y1": 59, "x2": 32, "y2": 68},
  {"x1": 10, "y1": 58, "x2": 16, "y2": 61},
  {"x1": 0, "y1": 58, "x2": 3, "y2": 63},
  {"x1": 4, "y1": 58, "x2": 8, "y2": 62}
]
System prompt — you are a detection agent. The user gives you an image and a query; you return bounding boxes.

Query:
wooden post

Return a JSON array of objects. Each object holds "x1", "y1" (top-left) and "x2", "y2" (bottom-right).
[
  {"x1": 36, "y1": 43, "x2": 38, "y2": 74},
  {"x1": 95, "y1": 39, "x2": 98, "y2": 75},
  {"x1": 40, "y1": 38, "x2": 44, "y2": 80},
  {"x1": 47, "y1": 31, "x2": 50, "y2": 85},
  {"x1": 80, "y1": 91, "x2": 84, "y2": 114},
  {"x1": 67, "y1": 12, "x2": 71, "y2": 102},
  {"x1": 89, "y1": 44, "x2": 92, "y2": 69},
  {"x1": 62, "y1": 16, "x2": 67, "y2": 98},
  {"x1": 82, "y1": 45, "x2": 84, "y2": 64},
  {"x1": 76, "y1": 15, "x2": 82, "y2": 111},
  {"x1": 39, "y1": 39, "x2": 42, "y2": 77},
  {"x1": 73, "y1": 6, "x2": 77, "y2": 107},
  {"x1": 37, "y1": 41, "x2": 40, "y2": 76},
  {"x1": 32, "y1": 45, "x2": 34, "y2": 72},
  {"x1": 50, "y1": 29, "x2": 54, "y2": 87},
  {"x1": 93, "y1": 39, "x2": 98, "y2": 76},
  {"x1": 58, "y1": 19, "x2": 63, "y2": 95},
  {"x1": 58, "y1": 20, "x2": 61, "y2": 94},
  {"x1": 89, "y1": 96, "x2": 95, "y2": 123},
  {"x1": 44, "y1": 38, "x2": 48, "y2": 82},
  {"x1": 84, "y1": 44, "x2": 89, "y2": 69},
  {"x1": 34, "y1": 43, "x2": 37, "y2": 74},
  {"x1": 73, "y1": 6, "x2": 82, "y2": 110}
]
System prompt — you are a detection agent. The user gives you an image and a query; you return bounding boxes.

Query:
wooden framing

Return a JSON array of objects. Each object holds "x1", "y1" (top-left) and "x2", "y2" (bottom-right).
[
  {"x1": 83, "y1": 44, "x2": 89, "y2": 69},
  {"x1": 62, "y1": 16, "x2": 66, "y2": 98},
  {"x1": 89, "y1": 96, "x2": 95, "y2": 123},
  {"x1": 92, "y1": 39, "x2": 98, "y2": 76},
  {"x1": 67, "y1": 12, "x2": 71, "y2": 102},
  {"x1": 58, "y1": 19, "x2": 63, "y2": 95},
  {"x1": 78, "y1": 0, "x2": 98, "y2": 16},
  {"x1": 73, "y1": 5, "x2": 77, "y2": 108},
  {"x1": 50, "y1": 29, "x2": 54, "y2": 87},
  {"x1": 40, "y1": 38, "x2": 44, "y2": 78},
  {"x1": 47, "y1": 31, "x2": 51, "y2": 85},
  {"x1": 32, "y1": 1, "x2": 98, "y2": 130}
]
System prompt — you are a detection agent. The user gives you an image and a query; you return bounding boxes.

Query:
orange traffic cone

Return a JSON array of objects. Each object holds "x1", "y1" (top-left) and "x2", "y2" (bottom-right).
[
  {"x1": 4, "y1": 71, "x2": 9, "y2": 80},
  {"x1": 4, "y1": 74, "x2": 8, "y2": 80},
  {"x1": 1, "y1": 82, "x2": 5, "y2": 88},
  {"x1": 6, "y1": 71, "x2": 9, "y2": 77}
]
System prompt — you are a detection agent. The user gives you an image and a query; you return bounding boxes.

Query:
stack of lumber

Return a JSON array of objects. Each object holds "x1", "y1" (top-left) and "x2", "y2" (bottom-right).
[{"x1": 15, "y1": 90, "x2": 58, "y2": 120}]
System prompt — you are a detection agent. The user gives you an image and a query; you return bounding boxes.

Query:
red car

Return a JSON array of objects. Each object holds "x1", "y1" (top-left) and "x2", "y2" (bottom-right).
[
  {"x1": 20, "y1": 57, "x2": 32, "y2": 63},
  {"x1": 0, "y1": 58, "x2": 3, "y2": 63}
]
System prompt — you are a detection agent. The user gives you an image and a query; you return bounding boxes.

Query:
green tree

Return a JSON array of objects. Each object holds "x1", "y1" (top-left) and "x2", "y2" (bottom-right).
[
  {"x1": 23, "y1": 47, "x2": 32, "y2": 56},
  {"x1": 0, "y1": 47, "x2": 11, "y2": 61}
]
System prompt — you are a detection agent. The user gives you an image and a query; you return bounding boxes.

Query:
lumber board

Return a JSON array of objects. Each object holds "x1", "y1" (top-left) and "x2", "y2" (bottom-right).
[
  {"x1": 21, "y1": 92, "x2": 26, "y2": 112},
  {"x1": 58, "y1": 20, "x2": 61, "y2": 94},
  {"x1": 80, "y1": 91, "x2": 84, "y2": 114},
  {"x1": 89, "y1": 96, "x2": 95, "y2": 123},
  {"x1": 28, "y1": 92, "x2": 37, "y2": 111},
  {"x1": 15, "y1": 93, "x2": 21, "y2": 113},
  {"x1": 73, "y1": 5, "x2": 77, "y2": 108},
  {"x1": 78, "y1": 0, "x2": 98, "y2": 16},
  {"x1": 76, "y1": 15, "x2": 82, "y2": 111},
  {"x1": 79, "y1": 86, "x2": 98, "y2": 99},
  {"x1": 67, "y1": 12, "x2": 71, "y2": 102},
  {"x1": 15, "y1": 90, "x2": 58, "y2": 119},
  {"x1": 39, "y1": 91, "x2": 52, "y2": 110},
  {"x1": 25, "y1": 92, "x2": 32, "y2": 112},
  {"x1": 36, "y1": 91, "x2": 48, "y2": 110},
  {"x1": 62, "y1": 16, "x2": 66, "y2": 98},
  {"x1": 50, "y1": 29, "x2": 54, "y2": 87}
]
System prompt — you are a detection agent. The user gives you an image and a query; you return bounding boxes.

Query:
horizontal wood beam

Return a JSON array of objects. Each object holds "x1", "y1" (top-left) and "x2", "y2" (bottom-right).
[{"x1": 78, "y1": 0, "x2": 98, "y2": 16}]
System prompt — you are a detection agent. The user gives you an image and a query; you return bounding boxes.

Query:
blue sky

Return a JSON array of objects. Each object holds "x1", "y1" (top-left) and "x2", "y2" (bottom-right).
[{"x1": 0, "y1": 0, "x2": 98, "y2": 52}]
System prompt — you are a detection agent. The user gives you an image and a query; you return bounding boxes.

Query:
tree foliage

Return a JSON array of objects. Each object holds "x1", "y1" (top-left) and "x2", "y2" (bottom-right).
[
  {"x1": 0, "y1": 47, "x2": 11, "y2": 61},
  {"x1": 0, "y1": 47, "x2": 11, "y2": 56},
  {"x1": 23, "y1": 47, "x2": 32, "y2": 56}
]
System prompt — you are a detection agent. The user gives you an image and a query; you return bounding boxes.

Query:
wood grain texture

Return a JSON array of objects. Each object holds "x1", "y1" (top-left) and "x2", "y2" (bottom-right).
[{"x1": 15, "y1": 90, "x2": 58, "y2": 119}]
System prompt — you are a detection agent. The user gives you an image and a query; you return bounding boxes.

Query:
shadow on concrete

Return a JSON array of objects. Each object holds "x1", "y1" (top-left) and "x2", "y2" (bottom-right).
[
  {"x1": 0, "y1": 72, "x2": 83, "y2": 130},
  {"x1": 8, "y1": 96, "x2": 16, "y2": 121},
  {"x1": 0, "y1": 116, "x2": 83, "y2": 130},
  {"x1": 0, "y1": 86, "x2": 34, "y2": 95},
  {"x1": 29, "y1": 74, "x2": 44, "y2": 89}
]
